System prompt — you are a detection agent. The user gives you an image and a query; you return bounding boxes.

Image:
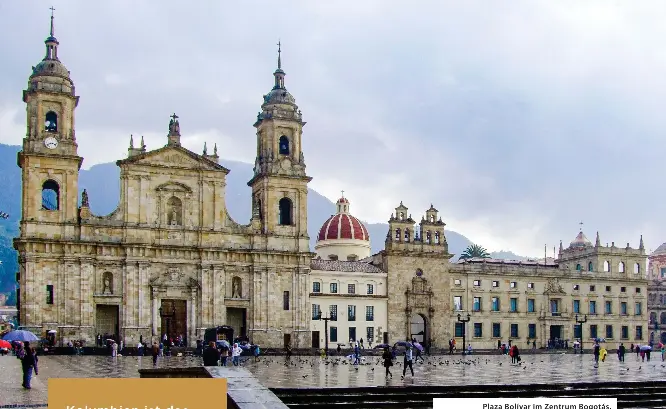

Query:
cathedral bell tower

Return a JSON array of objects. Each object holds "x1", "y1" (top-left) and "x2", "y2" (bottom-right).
[
  {"x1": 17, "y1": 9, "x2": 82, "y2": 227},
  {"x1": 248, "y1": 43, "x2": 311, "y2": 244}
]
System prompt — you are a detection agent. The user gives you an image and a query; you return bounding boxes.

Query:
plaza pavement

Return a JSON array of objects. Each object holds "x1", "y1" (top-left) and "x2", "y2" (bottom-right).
[{"x1": 2, "y1": 352, "x2": 666, "y2": 407}]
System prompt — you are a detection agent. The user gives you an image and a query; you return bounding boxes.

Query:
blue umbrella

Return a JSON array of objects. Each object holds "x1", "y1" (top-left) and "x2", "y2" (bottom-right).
[
  {"x1": 374, "y1": 343, "x2": 391, "y2": 349},
  {"x1": 2, "y1": 330, "x2": 39, "y2": 342},
  {"x1": 394, "y1": 341, "x2": 413, "y2": 347},
  {"x1": 216, "y1": 340, "x2": 230, "y2": 349}
]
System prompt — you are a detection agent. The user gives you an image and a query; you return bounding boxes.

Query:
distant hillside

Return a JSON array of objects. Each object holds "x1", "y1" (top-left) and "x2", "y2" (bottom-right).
[{"x1": 0, "y1": 143, "x2": 527, "y2": 302}]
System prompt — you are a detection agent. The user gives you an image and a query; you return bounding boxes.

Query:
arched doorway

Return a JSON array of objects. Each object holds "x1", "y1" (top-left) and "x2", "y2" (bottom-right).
[
  {"x1": 661, "y1": 332, "x2": 666, "y2": 345},
  {"x1": 410, "y1": 313, "x2": 427, "y2": 343}
]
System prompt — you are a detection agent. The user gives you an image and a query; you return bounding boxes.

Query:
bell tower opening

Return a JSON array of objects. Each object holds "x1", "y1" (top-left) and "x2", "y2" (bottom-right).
[
  {"x1": 45, "y1": 111, "x2": 58, "y2": 132},
  {"x1": 278, "y1": 197, "x2": 292, "y2": 225},
  {"x1": 41, "y1": 179, "x2": 60, "y2": 211},
  {"x1": 279, "y1": 135, "x2": 290, "y2": 155}
]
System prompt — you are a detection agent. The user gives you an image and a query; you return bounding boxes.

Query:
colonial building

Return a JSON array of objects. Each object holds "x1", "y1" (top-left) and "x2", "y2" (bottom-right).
[
  {"x1": 14, "y1": 16, "x2": 313, "y2": 348},
  {"x1": 309, "y1": 196, "x2": 388, "y2": 349},
  {"x1": 647, "y1": 243, "x2": 666, "y2": 345},
  {"x1": 367, "y1": 208, "x2": 649, "y2": 349}
]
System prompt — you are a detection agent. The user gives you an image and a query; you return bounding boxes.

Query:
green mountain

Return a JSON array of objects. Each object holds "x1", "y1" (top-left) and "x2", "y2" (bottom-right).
[{"x1": 0, "y1": 143, "x2": 526, "y2": 304}]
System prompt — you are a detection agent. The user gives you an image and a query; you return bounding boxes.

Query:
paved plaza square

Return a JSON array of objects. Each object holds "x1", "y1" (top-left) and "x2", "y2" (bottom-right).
[{"x1": 2, "y1": 353, "x2": 666, "y2": 407}]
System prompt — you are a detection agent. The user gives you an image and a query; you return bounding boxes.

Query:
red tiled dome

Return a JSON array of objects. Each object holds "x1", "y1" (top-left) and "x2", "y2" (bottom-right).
[
  {"x1": 317, "y1": 195, "x2": 369, "y2": 242},
  {"x1": 318, "y1": 213, "x2": 370, "y2": 242}
]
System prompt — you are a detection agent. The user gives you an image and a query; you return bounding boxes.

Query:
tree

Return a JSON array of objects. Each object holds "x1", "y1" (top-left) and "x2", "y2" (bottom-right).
[{"x1": 459, "y1": 244, "x2": 491, "y2": 260}]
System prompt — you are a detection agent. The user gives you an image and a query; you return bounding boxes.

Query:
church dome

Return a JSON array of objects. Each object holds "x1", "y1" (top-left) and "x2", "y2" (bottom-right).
[
  {"x1": 315, "y1": 194, "x2": 371, "y2": 261},
  {"x1": 29, "y1": 12, "x2": 73, "y2": 87},
  {"x1": 318, "y1": 213, "x2": 370, "y2": 242},
  {"x1": 569, "y1": 231, "x2": 592, "y2": 249},
  {"x1": 262, "y1": 86, "x2": 296, "y2": 106}
]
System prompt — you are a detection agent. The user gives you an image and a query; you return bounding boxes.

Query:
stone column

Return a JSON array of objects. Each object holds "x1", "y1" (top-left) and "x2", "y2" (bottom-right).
[
  {"x1": 190, "y1": 288, "x2": 197, "y2": 346},
  {"x1": 151, "y1": 288, "x2": 159, "y2": 337}
]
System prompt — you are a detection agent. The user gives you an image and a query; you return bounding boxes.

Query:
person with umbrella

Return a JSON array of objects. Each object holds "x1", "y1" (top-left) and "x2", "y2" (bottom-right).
[{"x1": 202, "y1": 341, "x2": 220, "y2": 366}]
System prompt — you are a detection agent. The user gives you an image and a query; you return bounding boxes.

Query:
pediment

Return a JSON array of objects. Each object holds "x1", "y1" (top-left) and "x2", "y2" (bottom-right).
[
  {"x1": 150, "y1": 267, "x2": 201, "y2": 289},
  {"x1": 117, "y1": 146, "x2": 229, "y2": 173},
  {"x1": 156, "y1": 181, "x2": 192, "y2": 193}
]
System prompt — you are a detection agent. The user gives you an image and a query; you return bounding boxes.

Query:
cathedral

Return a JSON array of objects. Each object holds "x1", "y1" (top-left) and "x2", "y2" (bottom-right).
[{"x1": 14, "y1": 14, "x2": 650, "y2": 350}]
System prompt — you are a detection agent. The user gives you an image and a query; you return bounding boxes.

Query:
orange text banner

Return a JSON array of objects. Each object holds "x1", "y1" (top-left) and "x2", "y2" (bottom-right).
[{"x1": 48, "y1": 378, "x2": 227, "y2": 409}]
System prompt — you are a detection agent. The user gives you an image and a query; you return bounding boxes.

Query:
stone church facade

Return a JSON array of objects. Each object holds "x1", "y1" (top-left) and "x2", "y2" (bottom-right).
[{"x1": 14, "y1": 17, "x2": 313, "y2": 348}]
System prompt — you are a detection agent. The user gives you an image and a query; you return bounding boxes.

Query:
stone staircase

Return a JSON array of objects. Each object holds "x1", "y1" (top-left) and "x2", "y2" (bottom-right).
[{"x1": 271, "y1": 381, "x2": 666, "y2": 409}]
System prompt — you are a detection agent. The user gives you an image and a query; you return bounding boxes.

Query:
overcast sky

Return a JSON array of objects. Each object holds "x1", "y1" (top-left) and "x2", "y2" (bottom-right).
[{"x1": 1, "y1": 1, "x2": 664, "y2": 257}]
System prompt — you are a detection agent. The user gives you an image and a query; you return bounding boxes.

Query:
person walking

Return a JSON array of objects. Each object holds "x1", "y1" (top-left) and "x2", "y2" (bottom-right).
[
  {"x1": 382, "y1": 347, "x2": 393, "y2": 378},
  {"x1": 593, "y1": 343, "x2": 600, "y2": 365},
  {"x1": 151, "y1": 342, "x2": 159, "y2": 365},
  {"x1": 401, "y1": 346, "x2": 414, "y2": 379},
  {"x1": 232, "y1": 343, "x2": 242, "y2": 366},
  {"x1": 20, "y1": 342, "x2": 38, "y2": 389},
  {"x1": 618, "y1": 343, "x2": 626, "y2": 362},
  {"x1": 202, "y1": 341, "x2": 220, "y2": 366}
]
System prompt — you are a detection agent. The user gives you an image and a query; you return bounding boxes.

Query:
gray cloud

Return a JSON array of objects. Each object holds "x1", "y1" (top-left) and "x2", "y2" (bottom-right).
[{"x1": 0, "y1": 0, "x2": 664, "y2": 255}]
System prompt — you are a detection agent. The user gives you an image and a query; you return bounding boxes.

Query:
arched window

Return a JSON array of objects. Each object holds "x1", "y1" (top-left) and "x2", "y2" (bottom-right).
[
  {"x1": 618, "y1": 262, "x2": 625, "y2": 273},
  {"x1": 328, "y1": 254, "x2": 338, "y2": 261},
  {"x1": 650, "y1": 311, "x2": 657, "y2": 324},
  {"x1": 395, "y1": 228, "x2": 401, "y2": 240},
  {"x1": 576, "y1": 264, "x2": 582, "y2": 271},
  {"x1": 167, "y1": 196, "x2": 183, "y2": 225},
  {"x1": 588, "y1": 262, "x2": 593, "y2": 272},
  {"x1": 279, "y1": 136, "x2": 290, "y2": 155},
  {"x1": 426, "y1": 231, "x2": 432, "y2": 244},
  {"x1": 603, "y1": 261, "x2": 610, "y2": 272},
  {"x1": 399, "y1": 212, "x2": 404, "y2": 221},
  {"x1": 41, "y1": 179, "x2": 60, "y2": 210},
  {"x1": 434, "y1": 231, "x2": 440, "y2": 244},
  {"x1": 45, "y1": 111, "x2": 58, "y2": 132},
  {"x1": 634, "y1": 263, "x2": 641, "y2": 275},
  {"x1": 661, "y1": 312, "x2": 666, "y2": 325},
  {"x1": 660, "y1": 294, "x2": 664, "y2": 305},
  {"x1": 404, "y1": 228, "x2": 410, "y2": 242},
  {"x1": 347, "y1": 254, "x2": 358, "y2": 261},
  {"x1": 278, "y1": 197, "x2": 292, "y2": 225}
]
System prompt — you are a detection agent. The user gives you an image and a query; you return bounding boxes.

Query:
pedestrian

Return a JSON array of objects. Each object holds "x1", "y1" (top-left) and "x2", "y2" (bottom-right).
[
  {"x1": 111, "y1": 341, "x2": 118, "y2": 357},
  {"x1": 382, "y1": 347, "x2": 393, "y2": 378},
  {"x1": 151, "y1": 342, "x2": 159, "y2": 365},
  {"x1": 600, "y1": 346, "x2": 607, "y2": 362},
  {"x1": 593, "y1": 343, "x2": 600, "y2": 365},
  {"x1": 336, "y1": 344, "x2": 341, "y2": 355},
  {"x1": 618, "y1": 343, "x2": 626, "y2": 362},
  {"x1": 662, "y1": 344, "x2": 665, "y2": 361},
  {"x1": 232, "y1": 343, "x2": 242, "y2": 366},
  {"x1": 202, "y1": 341, "x2": 220, "y2": 366},
  {"x1": 448, "y1": 339, "x2": 454, "y2": 355},
  {"x1": 353, "y1": 343, "x2": 361, "y2": 365},
  {"x1": 20, "y1": 342, "x2": 38, "y2": 389},
  {"x1": 401, "y1": 346, "x2": 414, "y2": 379},
  {"x1": 286, "y1": 344, "x2": 293, "y2": 359},
  {"x1": 253, "y1": 344, "x2": 261, "y2": 362}
]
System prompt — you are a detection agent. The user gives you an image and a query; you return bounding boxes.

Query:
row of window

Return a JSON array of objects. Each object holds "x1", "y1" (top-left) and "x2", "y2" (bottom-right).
[
  {"x1": 456, "y1": 322, "x2": 644, "y2": 341},
  {"x1": 312, "y1": 282, "x2": 374, "y2": 295},
  {"x1": 312, "y1": 304, "x2": 374, "y2": 321},
  {"x1": 575, "y1": 261, "x2": 641, "y2": 274},
  {"x1": 325, "y1": 326, "x2": 375, "y2": 343},
  {"x1": 456, "y1": 280, "x2": 641, "y2": 294},
  {"x1": 453, "y1": 296, "x2": 643, "y2": 316}
]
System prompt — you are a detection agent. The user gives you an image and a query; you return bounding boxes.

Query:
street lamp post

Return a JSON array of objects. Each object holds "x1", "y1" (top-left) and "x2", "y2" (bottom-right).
[
  {"x1": 575, "y1": 314, "x2": 587, "y2": 354},
  {"x1": 316, "y1": 312, "x2": 332, "y2": 355},
  {"x1": 159, "y1": 303, "x2": 176, "y2": 342},
  {"x1": 457, "y1": 313, "x2": 471, "y2": 356}
]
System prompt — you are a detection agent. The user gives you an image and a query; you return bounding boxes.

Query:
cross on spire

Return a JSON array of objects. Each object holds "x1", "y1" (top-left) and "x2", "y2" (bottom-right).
[
  {"x1": 170, "y1": 113, "x2": 179, "y2": 122},
  {"x1": 579, "y1": 221, "x2": 584, "y2": 231},
  {"x1": 277, "y1": 40, "x2": 282, "y2": 70},
  {"x1": 49, "y1": 6, "x2": 55, "y2": 37},
  {"x1": 341, "y1": 190, "x2": 345, "y2": 198}
]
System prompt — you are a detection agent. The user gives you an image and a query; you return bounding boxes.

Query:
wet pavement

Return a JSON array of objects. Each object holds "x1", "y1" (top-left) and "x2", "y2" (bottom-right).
[{"x1": 3, "y1": 352, "x2": 666, "y2": 406}]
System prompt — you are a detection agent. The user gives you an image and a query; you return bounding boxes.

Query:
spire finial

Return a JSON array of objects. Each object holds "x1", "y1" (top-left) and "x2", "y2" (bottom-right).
[
  {"x1": 140, "y1": 135, "x2": 145, "y2": 150},
  {"x1": 49, "y1": 6, "x2": 55, "y2": 37},
  {"x1": 203, "y1": 142, "x2": 208, "y2": 155},
  {"x1": 129, "y1": 134, "x2": 134, "y2": 149},
  {"x1": 579, "y1": 221, "x2": 583, "y2": 232},
  {"x1": 277, "y1": 40, "x2": 282, "y2": 70},
  {"x1": 341, "y1": 189, "x2": 345, "y2": 198},
  {"x1": 640, "y1": 234, "x2": 645, "y2": 250},
  {"x1": 214, "y1": 143, "x2": 218, "y2": 156}
]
